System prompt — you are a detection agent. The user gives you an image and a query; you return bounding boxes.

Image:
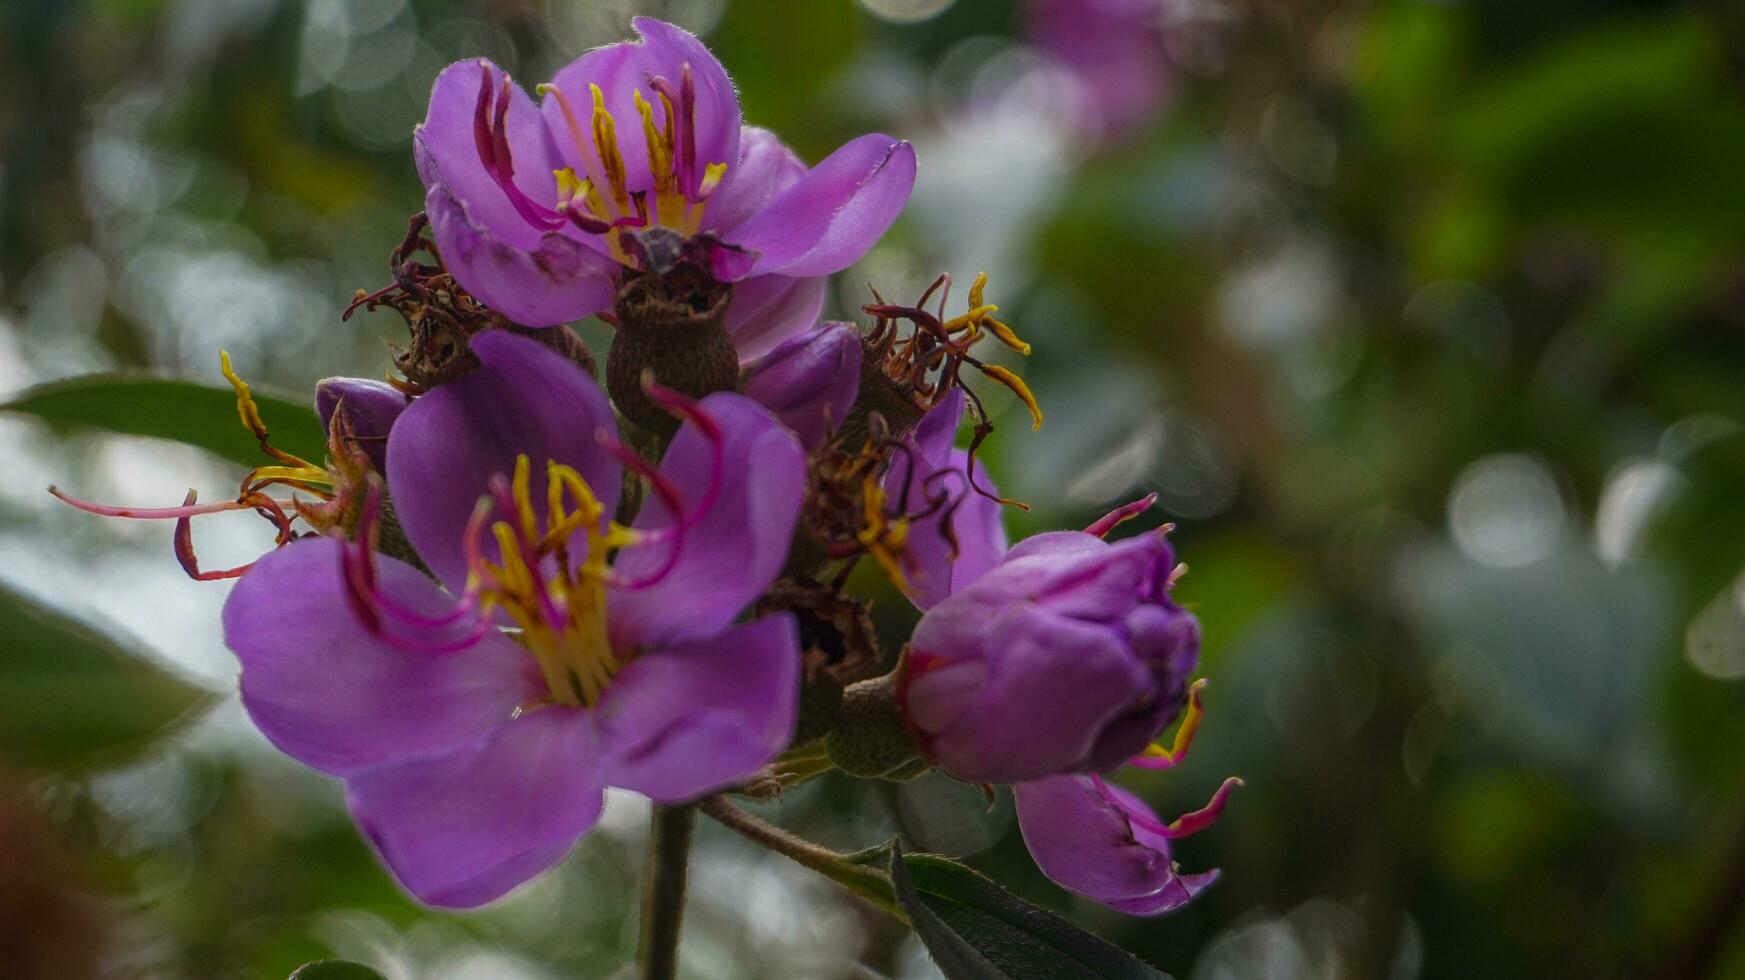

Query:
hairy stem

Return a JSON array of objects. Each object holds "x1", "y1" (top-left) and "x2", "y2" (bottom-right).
[
  {"x1": 637, "y1": 803, "x2": 696, "y2": 980},
  {"x1": 699, "y1": 795, "x2": 904, "y2": 919}
]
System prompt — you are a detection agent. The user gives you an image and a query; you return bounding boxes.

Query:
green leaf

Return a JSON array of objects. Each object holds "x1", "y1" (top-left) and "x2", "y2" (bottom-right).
[
  {"x1": 287, "y1": 962, "x2": 388, "y2": 980},
  {"x1": 0, "y1": 584, "x2": 214, "y2": 772},
  {"x1": 890, "y1": 841, "x2": 1171, "y2": 980},
  {"x1": 4, "y1": 373, "x2": 325, "y2": 469}
]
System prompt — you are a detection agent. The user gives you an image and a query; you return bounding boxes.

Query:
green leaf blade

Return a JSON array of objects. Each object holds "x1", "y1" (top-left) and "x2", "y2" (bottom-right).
[
  {"x1": 891, "y1": 842, "x2": 1171, "y2": 980},
  {"x1": 5, "y1": 373, "x2": 325, "y2": 468},
  {"x1": 287, "y1": 961, "x2": 389, "y2": 980},
  {"x1": 0, "y1": 584, "x2": 215, "y2": 773}
]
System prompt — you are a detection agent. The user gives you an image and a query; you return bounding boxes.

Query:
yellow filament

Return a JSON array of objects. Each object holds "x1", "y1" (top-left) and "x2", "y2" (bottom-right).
[
  {"x1": 510, "y1": 455, "x2": 539, "y2": 542},
  {"x1": 220, "y1": 350, "x2": 270, "y2": 443},
  {"x1": 856, "y1": 477, "x2": 912, "y2": 591},
  {"x1": 1140, "y1": 679, "x2": 1207, "y2": 766},
  {"x1": 950, "y1": 274, "x2": 1034, "y2": 354},
  {"x1": 249, "y1": 464, "x2": 334, "y2": 488},
  {"x1": 633, "y1": 91, "x2": 672, "y2": 187},
  {"x1": 221, "y1": 350, "x2": 331, "y2": 489},
  {"x1": 589, "y1": 84, "x2": 630, "y2": 214},
  {"x1": 472, "y1": 454, "x2": 645, "y2": 708}
]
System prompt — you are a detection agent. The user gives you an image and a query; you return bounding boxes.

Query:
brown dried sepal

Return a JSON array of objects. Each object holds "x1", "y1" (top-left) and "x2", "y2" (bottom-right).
[{"x1": 346, "y1": 212, "x2": 598, "y2": 392}]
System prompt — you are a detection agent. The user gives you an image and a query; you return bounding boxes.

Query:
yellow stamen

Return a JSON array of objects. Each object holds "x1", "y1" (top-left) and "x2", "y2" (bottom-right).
[
  {"x1": 982, "y1": 318, "x2": 1032, "y2": 355},
  {"x1": 634, "y1": 90, "x2": 675, "y2": 227},
  {"x1": 469, "y1": 454, "x2": 647, "y2": 708},
  {"x1": 589, "y1": 83, "x2": 630, "y2": 214},
  {"x1": 221, "y1": 350, "x2": 331, "y2": 491},
  {"x1": 1140, "y1": 679, "x2": 1207, "y2": 766},
  {"x1": 220, "y1": 350, "x2": 269, "y2": 443},
  {"x1": 699, "y1": 162, "x2": 727, "y2": 196},
  {"x1": 509, "y1": 455, "x2": 539, "y2": 542},
  {"x1": 856, "y1": 476, "x2": 912, "y2": 591},
  {"x1": 248, "y1": 465, "x2": 334, "y2": 488},
  {"x1": 979, "y1": 364, "x2": 1044, "y2": 430}
]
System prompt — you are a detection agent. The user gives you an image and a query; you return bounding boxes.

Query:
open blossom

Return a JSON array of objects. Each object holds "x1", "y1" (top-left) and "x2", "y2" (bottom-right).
[
  {"x1": 415, "y1": 17, "x2": 916, "y2": 358},
  {"x1": 224, "y1": 331, "x2": 805, "y2": 907},
  {"x1": 899, "y1": 526, "x2": 1200, "y2": 784}
]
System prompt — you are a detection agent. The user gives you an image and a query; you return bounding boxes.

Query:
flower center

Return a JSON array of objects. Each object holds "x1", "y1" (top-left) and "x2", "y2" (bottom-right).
[
  {"x1": 467, "y1": 454, "x2": 640, "y2": 707},
  {"x1": 472, "y1": 63, "x2": 729, "y2": 268}
]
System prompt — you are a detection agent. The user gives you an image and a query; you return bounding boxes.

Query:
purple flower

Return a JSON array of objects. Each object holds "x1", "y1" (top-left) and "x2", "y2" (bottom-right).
[
  {"x1": 315, "y1": 377, "x2": 408, "y2": 472},
  {"x1": 898, "y1": 524, "x2": 1200, "y2": 784},
  {"x1": 740, "y1": 321, "x2": 862, "y2": 449},
  {"x1": 415, "y1": 18, "x2": 916, "y2": 359},
  {"x1": 223, "y1": 331, "x2": 806, "y2": 907},
  {"x1": 884, "y1": 388, "x2": 1008, "y2": 609},
  {"x1": 1028, "y1": 0, "x2": 1171, "y2": 142},
  {"x1": 1014, "y1": 769, "x2": 1236, "y2": 915}
]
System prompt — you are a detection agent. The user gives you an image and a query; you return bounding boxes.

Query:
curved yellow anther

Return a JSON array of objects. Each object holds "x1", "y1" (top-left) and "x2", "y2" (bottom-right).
[
  {"x1": 979, "y1": 364, "x2": 1044, "y2": 430},
  {"x1": 220, "y1": 350, "x2": 268, "y2": 442},
  {"x1": 983, "y1": 318, "x2": 1032, "y2": 355},
  {"x1": 589, "y1": 83, "x2": 630, "y2": 212}
]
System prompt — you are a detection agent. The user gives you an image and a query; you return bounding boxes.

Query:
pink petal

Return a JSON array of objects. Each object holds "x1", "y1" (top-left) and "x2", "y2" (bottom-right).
[
  {"x1": 733, "y1": 135, "x2": 917, "y2": 278},
  {"x1": 387, "y1": 331, "x2": 622, "y2": 594},
  {"x1": 345, "y1": 708, "x2": 604, "y2": 908},
  {"x1": 539, "y1": 18, "x2": 740, "y2": 208},
  {"x1": 597, "y1": 615, "x2": 800, "y2": 803},
  {"x1": 710, "y1": 126, "x2": 807, "y2": 234},
  {"x1": 608, "y1": 392, "x2": 805, "y2": 650},
  {"x1": 1014, "y1": 775, "x2": 1181, "y2": 910},
  {"x1": 725, "y1": 273, "x2": 830, "y2": 363},
  {"x1": 423, "y1": 182, "x2": 619, "y2": 327},
  {"x1": 224, "y1": 537, "x2": 537, "y2": 776}
]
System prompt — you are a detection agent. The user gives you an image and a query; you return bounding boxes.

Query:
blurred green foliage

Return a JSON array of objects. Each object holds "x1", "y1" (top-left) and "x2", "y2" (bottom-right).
[{"x1": 4, "y1": 0, "x2": 1745, "y2": 977}]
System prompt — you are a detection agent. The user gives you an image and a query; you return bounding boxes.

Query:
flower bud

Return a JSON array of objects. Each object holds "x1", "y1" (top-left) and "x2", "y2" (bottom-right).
[
  {"x1": 898, "y1": 530, "x2": 1198, "y2": 784},
  {"x1": 315, "y1": 378, "x2": 409, "y2": 473},
  {"x1": 740, "y1": 322, "x2": 862, "y2": 449}
]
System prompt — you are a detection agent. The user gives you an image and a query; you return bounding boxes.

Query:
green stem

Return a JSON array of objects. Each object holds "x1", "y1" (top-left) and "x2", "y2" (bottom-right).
[
  {"x1": 637, "y1": 803, "x2": 696, "y2": 980},
  {"x1": 699, "y1": 795, "x2": 905, "y2": 920}
]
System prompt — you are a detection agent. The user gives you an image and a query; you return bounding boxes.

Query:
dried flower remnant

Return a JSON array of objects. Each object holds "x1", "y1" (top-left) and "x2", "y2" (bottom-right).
[{"x1": 343, "y1": 211, "x2": 598, "y2": 393}]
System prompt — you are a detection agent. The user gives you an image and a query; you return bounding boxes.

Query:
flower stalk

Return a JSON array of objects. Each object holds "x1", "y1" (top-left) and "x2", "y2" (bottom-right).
[
  {"x1": 637, "y1": 803, "x2": 697, "y2": 980},
  {"x1": 699, "y1": 795, "x2": 903, "y2": 919}
]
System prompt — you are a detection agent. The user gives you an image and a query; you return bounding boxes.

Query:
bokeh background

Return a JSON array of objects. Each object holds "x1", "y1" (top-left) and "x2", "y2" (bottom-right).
[{"x1": 5, "y1": 0, "x2": 1745, "y2": 976}]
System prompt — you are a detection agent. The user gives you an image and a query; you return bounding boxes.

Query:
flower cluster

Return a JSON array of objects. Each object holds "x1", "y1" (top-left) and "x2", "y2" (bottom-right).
[{"x1": 52, "y1": 17, "x2": 1234, "y2": 917}]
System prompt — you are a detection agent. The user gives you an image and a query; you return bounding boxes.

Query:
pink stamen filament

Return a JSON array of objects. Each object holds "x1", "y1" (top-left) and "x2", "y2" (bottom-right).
[
  {"x1": 51, "y1": 484, "x2": 295, "y2": 583},
  {"x1": 600, "y1": 380, "x2": 726, "y2": 590},
  {"x1": 1086, "y1": 492, "x2": 1160, "y2": 539},
  {"x1": 473, "y1": 62, "x2": 566, "y2": 232},
  {"x1": 1093, "y1": 774, "x2": 1243, "y2": 841}
]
